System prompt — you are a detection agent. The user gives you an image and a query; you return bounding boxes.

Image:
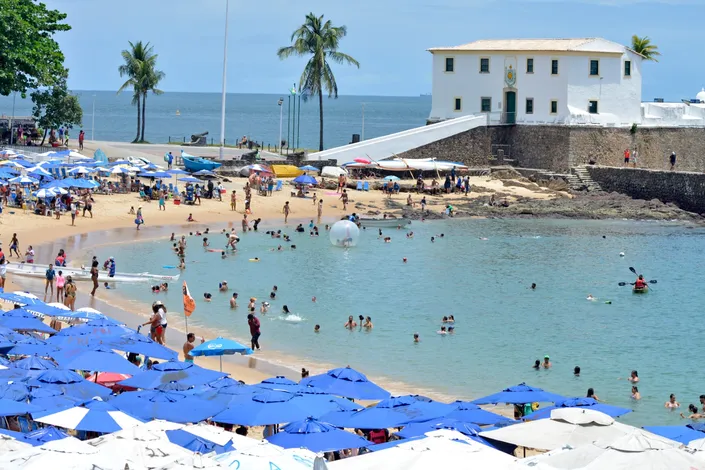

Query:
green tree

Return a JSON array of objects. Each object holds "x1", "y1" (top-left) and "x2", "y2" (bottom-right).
[
  {"x1": 631, "y1": 35, "x2": 661, "y2": 62},
  {"x1": 277, "y1": 13, "x2": 359, "y2": 151},
  {"x1": 31, "y1": 76, "x2": 83, "y2": 145},
  {"x1": 0, "y1": 0, "x2": 71, "y2": 96},
  {"x1": 117, "y1": 41, "x2": 164, "y2": 143}
]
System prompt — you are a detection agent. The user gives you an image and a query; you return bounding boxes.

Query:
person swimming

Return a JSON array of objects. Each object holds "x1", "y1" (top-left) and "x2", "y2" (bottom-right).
[
  {"x1": 587, "y1": 294, "x2": 596, "y2": 301},
  {"x1": 314, "y1": 324, "x2": 320, "y2": 333},
  {"x1": 437, "y1": 326, "x2": 447, "y2": 335},
  {"x1": 631, "y1": 386, "x2": 641, "y2": 400},
  {"x1": 442, "y1": 316, "x2": 448, "y2": 323},
  {"x1": 260, "y1": 301, "x2": 269, "y2": 314},
  {"x1": 587, "y1": 387, "x2": 600, "y2": 401},
  {"x1": 413, "y1": 333, "x2": 420, "y2": 343},
  {"x1": 219, "y1": 281, "x2": 228, "y2": 292},
  {"x1": 533, "y1": 359, "x2": 541, "y2": 370},
  {"x1": 282, "y1": 305, "x2": 291, "y2": 315},
  {"x1": 203, "y1": 293, "x2": 212, "y2": 302},
  {"x1": 665, "y1": 394, "x2": 680, "y2": 409},
  {"x1": 363, "y1": 316, "x2": 373, "y2": 329},
  {"x1": 344, "y1": 315, "x2": 357, "y2": 329},
  {"x1": 531, "y1": 283, "x2": 537, "y2": 290},
  {"x1": 447, "y1": 315, "x2": 455, "y2": 323},
  {"x1": 574, "y1": 366, "x2": 581, "y2": 376},
  {"x1": 543, "y1": 355, "x2": 552, "y2": 368},
  {"x1": 203, "y1": 238, "x2": 209, "y2": 247},
  {"x1": 230, "y1": 293, "x2": 238, "y2": 309}
]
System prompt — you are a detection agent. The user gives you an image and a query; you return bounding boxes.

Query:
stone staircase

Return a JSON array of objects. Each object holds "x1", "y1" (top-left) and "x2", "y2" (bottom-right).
[{"x1": 571, "y1": 165, "x2": 603, "y2": 192}]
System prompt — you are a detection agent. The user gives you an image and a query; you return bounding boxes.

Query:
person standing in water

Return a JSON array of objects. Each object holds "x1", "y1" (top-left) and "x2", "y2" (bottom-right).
[
  {"x1": 44, "y1": 264, "x2": 55, "y2": 297},
  {"x1": 543, "y1": 355, "x2": 552, "y2": 368},
  {"x1": 283, "y1": 201, "x2": 290, "y2": 223},
  {"x1": 247, "y1": 314, "x2": 261, "y2": 350},
  {"x1": 90, "y1": 260, "x2": 99, "y2": 296},
  {"x1": 344, "y1": 316, "x2": 357, "y2": 329},
  {"x1": 665, "y1": 394, "x2": 680, "y2": 409},
  {"x1": 317, "y1": 200, "x2": 323, "y2": 223}
]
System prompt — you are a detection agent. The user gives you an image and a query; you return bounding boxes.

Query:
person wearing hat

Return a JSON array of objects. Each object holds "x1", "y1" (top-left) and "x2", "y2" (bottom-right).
[
  {"x1": 143, "y1": 303, "x2": 164, "y2": 345},
  {"x1": 260, "y1": 301, "x2": 269, "y2": 314},
  {"x1": 219, "y1": 281, "x2": 228, "y2": 292},
  {"x1": 543, "y1": 355, "x2": 552, "y2": 369}
]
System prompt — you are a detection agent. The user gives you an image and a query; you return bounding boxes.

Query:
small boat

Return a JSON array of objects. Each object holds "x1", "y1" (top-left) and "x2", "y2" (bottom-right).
[
  {"x1": 175, "y1": 109, "x2": 181, "y2": 116},
  {"x1": 358, "y1": 218, "x2": 411, "y2": 228},
  {"x1": 5, "y1": 262, "x2": 179, "y2": 283},
  {"x1": 632, "y1": 286, "x2": 649, "y2": 294},
  {"x1": 181, "y1": 150, "x2": 221, "y2": 172}
]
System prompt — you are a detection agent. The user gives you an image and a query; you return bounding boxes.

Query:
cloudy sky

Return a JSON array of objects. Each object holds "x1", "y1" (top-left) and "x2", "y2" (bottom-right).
[{"x1": 50, "y1": 0, "x2": 703, "y2": 100}]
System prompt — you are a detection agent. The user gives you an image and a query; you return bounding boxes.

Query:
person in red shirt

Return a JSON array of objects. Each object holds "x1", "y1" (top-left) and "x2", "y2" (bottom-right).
[
  {"x1": 247, "y1": 313, "x2": 261, "y2": 350},
  {"x1": 634, "y1": 275, "x2": 647, "y2": 289},
  {"x1": 78, "y1": 130, "x2": 85, "y2": 150},
  {"x1": 624, "y1": 148, "x2": 630, "y2": 166}
]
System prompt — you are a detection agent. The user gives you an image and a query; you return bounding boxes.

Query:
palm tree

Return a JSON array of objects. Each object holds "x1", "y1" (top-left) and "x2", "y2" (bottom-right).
[
  {"x1": 117, "y1": 41, "x2": 165, "y2": 143},
  {"x1": 278, "y1": 13, "x2": 359, "y2": 151},
  {"x1": 631, "y1": 35, "x2": 661, "y2": 62}
]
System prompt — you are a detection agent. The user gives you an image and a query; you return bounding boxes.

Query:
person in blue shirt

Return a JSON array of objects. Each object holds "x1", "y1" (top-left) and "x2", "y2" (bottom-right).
[
  {"x1": 108, "y1": 257, "x2": 116, "y2": 278},
  {"x1": 167, "y1": 152, "x2": 174, "y2": 169}
]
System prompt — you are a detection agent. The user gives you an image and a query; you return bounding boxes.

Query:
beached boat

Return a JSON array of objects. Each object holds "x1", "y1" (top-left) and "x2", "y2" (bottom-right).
[
  {"x1": 358, "y1": 218, "x2": 411, "y2": 228},
  {"x1": 5, "y1": 262, "x2": 179, "y2": 283},
  {"x1": 181, "y1": 151, "x2": 221, "y2": 172},
  {"x1": 632, "y1": 286, "x2": 649, "y2": 294}
]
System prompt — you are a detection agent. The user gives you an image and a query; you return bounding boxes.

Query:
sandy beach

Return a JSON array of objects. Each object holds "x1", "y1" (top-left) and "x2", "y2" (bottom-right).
[{"x1": 1, "y1": 141, "x2": 567, "y2": 401}]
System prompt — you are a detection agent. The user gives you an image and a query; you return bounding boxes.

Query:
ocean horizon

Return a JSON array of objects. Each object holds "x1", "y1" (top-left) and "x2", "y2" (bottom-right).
[{"x1": 0, "y1": 91, "x2": 432, "y2": 151}]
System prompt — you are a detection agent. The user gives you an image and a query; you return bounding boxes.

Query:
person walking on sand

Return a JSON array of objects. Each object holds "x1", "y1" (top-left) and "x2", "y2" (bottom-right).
[
  {"x1": 248, "y1": 313, "x2": 261, "y2": 350},
  {"x1": 158, "y1": 191, "x2": 166, "y2": 211},
  {"x1": 70, "y1": 201, "x2": 77, "y2": 226},
  {"x1": 44, "y1": 264, "x2": 55, "y2": 297},
  {"x1": 9, "y1": 233, "x2": 19, "y2": 258},
  {"x1": 55, "y1": 270, "x2": 65, "y2": 302},
  {"x1": 283, "y1": 201, "x2": 290, "y2": 223},
  {"x1": 78, "y1": 130, "x2": 84, "y2": 151},
  {"x1": 230, "y1": 190, "x2": 237, "y2": 211},
  {"x1": 340, "y1": 190, "x2": 348, "y2": 211},
  {"x1": 135, "y1": 206, "x2": 144, "y2": 230},
  {"x1": 183, "y1": 333, "x2": 204, "y2": 363},
  {"x1": 670, "y1": 151, "x2": 677, "y2": 170},
  {"x1": 90, "y1": 260, "x2": 99, "y2": 296}
]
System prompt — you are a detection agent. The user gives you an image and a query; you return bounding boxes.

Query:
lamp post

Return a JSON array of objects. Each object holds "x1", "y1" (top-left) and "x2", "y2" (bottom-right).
[
  {"x1": 91, "y1": 94, "x2": 96, "y2": 141},
  {"x1": 218, "y1": 0, "x2": 230, "y2": 159},
  {"x1": 278, "y1": 97, "x2": 283, "y2": 154},
  {"x1": 361, "y1": 102, "x2": 365, "y2": 141}
]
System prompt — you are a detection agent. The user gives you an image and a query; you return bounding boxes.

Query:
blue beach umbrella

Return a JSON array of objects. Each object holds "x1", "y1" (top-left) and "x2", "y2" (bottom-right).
[
  {"x1": 298, "y1": 165, "x2": 319, "y2": 172},
  {"x1": 0, "y1": 308, "x2": 57, "y2": 334},
  {"x1": 300, "y1": 366, "x2": 390, "y2": 400},
  {"x1": 643, "y1": 423, "x2": 705, "y2": 444},
  {"x1": 0, "y1": 399, "x2": 41, "y2": 417},
  {"x1": 202, "y1": 377, "x2": 242, "y2": 390},
  {"x1": 109, "y1": 159, "x2": 130, "y2": 166},
  {"x1": 444, "y1": 401, "x2": 515, "y2": 426},
  {"x1": 58, "y1": 346, "x2": 142, "y2": 375},
  {"x1": 166, "y1": 429, "x2": 235, "y2": 454},
  {"x1": 5, "y1": 338, "x2": 61, "y2": 357},
  {"x1": 384, "y1": 175, "x2": 401, "y2": 181},
  {"x1": 8, "y1": 175, "x2": 39, "y2": 185},
  {"x1": 23, "y1": 303, "x2": 74, "y2": 319},
  {"x1": 104, "y1": 332, "x2": 178, "y2": 360},
  {"x1": 212, "y1": 390, "x2": 315, "y2": 426},
  {"x1": 9, "y1": 158, "x2": 34, "y2": 168},
  {"x1": 295, "y1": 392, "x2": 365, "y2": 416},
  {"x1": 523, "y1": 397, "x2": 632, "y2": 421},
  {"x1": 471, "y1": 383, "x2": 566, "y2": 405},
  {"x1": 27, "y1": 369, "x2": 111, "y2": 400},
  {"x1": 257, "y1": 376, "x2": 300, "y2": 393},
  {"x1": 320, "y1": 395, "x2": 449, "y2": 429},
  {"x1": 33, "y1": 398, "x2": 145, "y2": 433},
  {"x1": 53, "y1": 318, "x2": 133, "y2": 339},
  {"x1": 189, "y1": 337, "x2": 252, "y2": 372},
  {"x1": 110, "y1": 389, "x2": 226, "y2": 423},
  {"x1": 167, "y1": 168, "x2": 188, "y2": 175},
  {"x1": 192, "y1": 169, "x2": 216, "y2": 176},
  {"x1": 199, "y1": 382, "x2": 262, "y2": 404},
  {"x1": 117, "y1": 360, "x2": 228, "y2": 389},
  {"x1": 0, "y1": 383, "x2": 30, "y2": 401},
  {"x1": 29, "y1": 389, "x2": 83, "y2": 413},
  {"x1": 139, "y1": 170, "x2": 172, "y2": 178},
  {"x1": 23, "y1": 426, "x2": 70, "y2": 444},
  {"x1": 0, "y1": 293, "x2": 41, "y2": 306},
  {"x1": 178, "y1": 176, "x2": 200, "y2": 183},
  {"x1": 292, "y1": 174, "x2": 317, "y2": 185},
  {"x1": 10, "y1": 355, "x2": 58, "y2": 371},
  {"x1": 266, "y1": 417, "x2": 372, "y2": 452}
]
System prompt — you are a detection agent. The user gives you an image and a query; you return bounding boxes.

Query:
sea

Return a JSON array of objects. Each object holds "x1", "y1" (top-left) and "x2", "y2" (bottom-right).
[
  {"x1": 86, "y1": 217, "x2": 705, "y2": 427},
  {"x1": 0, "y1": 91, "x2": 431, "y2": 150}
]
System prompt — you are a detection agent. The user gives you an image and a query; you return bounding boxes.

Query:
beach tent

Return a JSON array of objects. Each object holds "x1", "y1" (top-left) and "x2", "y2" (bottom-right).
[
  {"x1": 523, "y1": 429, "x2": 690, "y2": 470},
  {"x1": 480, "y1": 408, "x2": 641, "y2": 451},
  {"x1": 300, "y1": 366, "x2": 391, "y2": 400},
  {"x1": 472, "y1": 382, "x2": 566, "y2": 405},
  {"x1": 93, "y1": 148, "x2": 108, "y2": 163},
  {"x1": 266, "y1": 417, "x2": 372, "y2": 452},
  {"x1": 524, "y1": 397, "x2": 631, "y2": 421},
  {"x1": 327, "y1": 430, "x2": 517, "y2": 470},
  {"x1": 270, "y1": 164, "x2": 302, "y2": 178}
]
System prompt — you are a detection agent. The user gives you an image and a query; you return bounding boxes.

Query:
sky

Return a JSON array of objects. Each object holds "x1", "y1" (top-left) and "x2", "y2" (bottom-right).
[{"x1": 48, "y1": 0, "x2": 704, "y2": 100}]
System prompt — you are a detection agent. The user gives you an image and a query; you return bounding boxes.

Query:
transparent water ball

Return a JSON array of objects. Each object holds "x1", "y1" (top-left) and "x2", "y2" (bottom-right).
[{"x1": 329, "y1": 220, "x2": 360, "y2": 248}]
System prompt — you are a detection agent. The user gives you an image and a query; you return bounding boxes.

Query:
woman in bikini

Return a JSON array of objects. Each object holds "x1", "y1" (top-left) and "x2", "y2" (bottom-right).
[{"x1": 64, "y1": 276, "x2": 77, "y2": 311}]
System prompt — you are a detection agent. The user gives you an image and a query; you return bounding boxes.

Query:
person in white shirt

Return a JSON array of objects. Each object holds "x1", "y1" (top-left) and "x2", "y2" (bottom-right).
[
  {"x1": 25, "y1": 245, "x2": 35, "y2": 264},
  {"x1": 153, "y1": 301, "x2": 168, "y2": 344}
]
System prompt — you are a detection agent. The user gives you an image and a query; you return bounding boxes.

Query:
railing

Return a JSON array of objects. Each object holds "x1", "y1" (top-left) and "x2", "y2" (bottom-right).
[
  {"x1": 166, "y1": 136, "x2": 297, "y2": 155},
  {"x1": 486, "y1": 111, "x2": 517, "y2": 126}
]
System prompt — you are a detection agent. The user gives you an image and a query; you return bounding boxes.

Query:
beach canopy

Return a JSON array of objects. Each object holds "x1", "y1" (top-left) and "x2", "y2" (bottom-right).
[
  {"x1": 58, "y1": 345, "x2": 142, "y2": 375},
  {"x1": 178, "y1": 176, "x2": 200, "y2": 183},
  {"x1": 472, "y1": 382, "x2": 566, "y2": 405},
  {"x1": 293, "y1": 174, "x2": 317, "y2": 185},
  {"x1": 117, "y1": 360, "x2": 227, "y2": 389},
  {"x1": 33, "y1": 398, "x2": 144, "y2": 433},
  {"x1": 266, "y1": 417, "x2": 372, "y2": 452},
  {"x1": 110, "y1": 389, "x2": 226, "y2": 423},
  {"x1": 443, "y1": 401, "x2": 512, "y2": 426},
  {"x1": 300, "y1": 366, "x2": 390, "y2": 400},
  {"x1": 320, "y1": 395, "x2": 449, "y2": 429},
  {"x1": 211, "y1": 390, "x2": 315, "y2": 426},
  {"x1": 524, "y1": 397, "x2": 632, "y2": 421},
  {"x1": 524, "y1": 429, "x2": 689, "y2": 470},
  {"x1": 643, "y1": 423, "x2": 705, "y2": 445},
  {"x1": 479, "y1": 408, "x2": 637, "y2": 451}
]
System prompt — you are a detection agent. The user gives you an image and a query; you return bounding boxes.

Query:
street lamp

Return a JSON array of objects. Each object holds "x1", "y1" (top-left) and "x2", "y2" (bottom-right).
[
  {"x1": 219, "y1": 0, "x2": 230, "y2": 159},
  {"x1": 361, "y1": 102, "x2": 365, "y2": 141},
  {"x1": 91, "y1": 94, "x2": 96, "y2": 141},
  {"x1": 278, "y1": 97, "x2": 284, "y2": 154}
]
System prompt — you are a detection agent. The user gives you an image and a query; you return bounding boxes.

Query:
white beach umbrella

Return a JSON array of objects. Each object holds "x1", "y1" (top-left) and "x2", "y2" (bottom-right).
[
  {"x1": 215, "y1": 446, "x2": 321, "y2": 470},
  {"x1": 67, "y1": 166, "x2": 94, "y2": 175},
  {"x1": 181, "y1": 422, "x2": 263, "y2": 449},
  {"x1": 67, "y1": 150, "x2": 86, "y2": 159},
  {"x1": 46, "y1": 302, "x2": 71, "y2": 311},
  {"x1": 12, "y1": 291, "x2": 40, "y2": 303},
  {"x1": 479, "y1": 408, "x2": 637, "y2": 451},
  {"x1": 34, "y1": 402, "x2": 144, "y2": 433},
  {"x1": 8, "y1": 175, "x2": 39, "y2": 185},
  {"x1": 0, "y1": 149, "x2": 17, "y2": 157},
  {"x1": 0, "y1": 160, "x2": 25, "y2": 168},
  {"x1": 27, "y1": 166, "x2": 52, "y2": 177},
  {"x1": 94, "y1": 166, "x2": 110, "y2": 173},
  {"x1": 524, "y1": 429, "x2": 689, "y2": 470},
  {"x1": 34, "y1": 188, "x2": 59, "y2": 199},
  {"x1": 689, "y1": 437, "x2": 705, "y2": 451},
  {"x1": 0, "y1": 436, "x2": 113, "y2": 469},
  {"x1": 328, "y1": 430, "x2": 516, "y2": 470},
  {"x1": 0, "y1": 434, "x2": 32, "y2": 452}
]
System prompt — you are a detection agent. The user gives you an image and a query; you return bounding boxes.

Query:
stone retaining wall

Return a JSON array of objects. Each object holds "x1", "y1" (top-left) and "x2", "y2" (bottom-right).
[{"x1": 586, "y1": 166, "x2": 705, "y2": 214}]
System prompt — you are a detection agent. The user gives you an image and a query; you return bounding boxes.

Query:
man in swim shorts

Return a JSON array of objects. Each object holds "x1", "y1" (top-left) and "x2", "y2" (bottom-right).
[{"x1": 183, "y1": 333, "x2": 204, "y2": 363}]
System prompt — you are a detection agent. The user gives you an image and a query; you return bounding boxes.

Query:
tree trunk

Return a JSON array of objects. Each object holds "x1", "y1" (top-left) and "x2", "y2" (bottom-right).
[
  {"x1": 134, "y1": 94, "x2": 141, "y2": 143},
  {"x1": 318, "y1": 91, "x2": 324, "y2": 151},
  {"x1": 141, "y1": 92, "x2": 147, "y2": 142},
  {"x1": 40, "y1": 128, "x2": 48, "y2": 146}
]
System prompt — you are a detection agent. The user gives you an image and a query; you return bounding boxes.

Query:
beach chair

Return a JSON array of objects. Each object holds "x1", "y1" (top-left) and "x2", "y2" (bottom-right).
[
  {"x1": 356, "y1": 181, "x2": 363, "y2": 191},
  {"x1": 363, "y1": 181, "x2": 369, "y2": 191},
  {"x1": 275, "y1": 180, "x2": 283, "y2": 191}
]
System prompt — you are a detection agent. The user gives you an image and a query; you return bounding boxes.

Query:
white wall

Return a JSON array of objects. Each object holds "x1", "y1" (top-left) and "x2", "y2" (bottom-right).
[{"x1": 429, "y1": 50, "x2": 643, "y2": 126}]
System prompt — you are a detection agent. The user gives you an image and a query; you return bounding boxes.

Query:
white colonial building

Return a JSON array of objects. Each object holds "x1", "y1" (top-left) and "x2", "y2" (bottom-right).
[{"x1": 428, "y1": 38, "x2": 644, "y2": 126}]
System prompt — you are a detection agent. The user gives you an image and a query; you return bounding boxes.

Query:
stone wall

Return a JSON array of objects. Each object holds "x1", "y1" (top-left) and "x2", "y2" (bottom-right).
[
  {"x1": 395, "y1": 124, "x2": 705, "y2": 173},
  {"x1": 587, "y1": 166, "x2": 705, "y2": 214}
]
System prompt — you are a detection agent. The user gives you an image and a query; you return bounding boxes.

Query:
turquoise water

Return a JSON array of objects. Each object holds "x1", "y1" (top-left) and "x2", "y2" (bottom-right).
[
  {"x1": 0, "y1": 92, "x2": 431, "y2": 150},
  {"x1": 94, "y1": 219, "x2": 705, "y2": 427}
]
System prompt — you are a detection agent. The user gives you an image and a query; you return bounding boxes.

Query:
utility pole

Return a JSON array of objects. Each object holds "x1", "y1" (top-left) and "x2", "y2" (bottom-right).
[
  {"x1": 361, "y1": 102, "x2": 365, "y2": 141},
  {"x1": 218, "y1": 0, "x2": 230, "y2": 159},
  {"x1": 278, "y1": 97, "x2": 284, "y2": 154}
]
